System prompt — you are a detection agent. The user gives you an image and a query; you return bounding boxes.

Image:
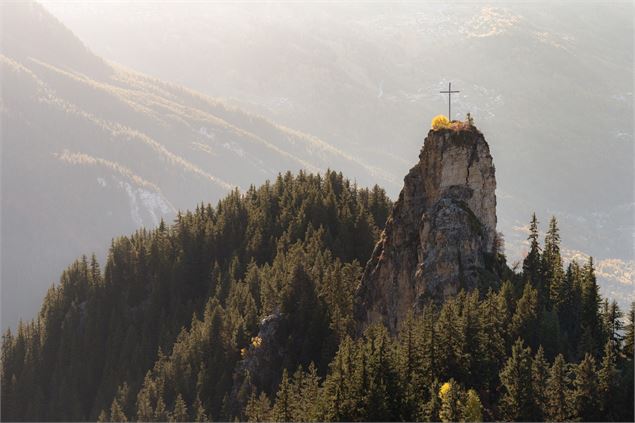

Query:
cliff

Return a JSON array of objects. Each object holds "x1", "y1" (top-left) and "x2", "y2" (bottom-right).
[{"x1": 356, "y1": 126, "x2": 498, "y2": 333}]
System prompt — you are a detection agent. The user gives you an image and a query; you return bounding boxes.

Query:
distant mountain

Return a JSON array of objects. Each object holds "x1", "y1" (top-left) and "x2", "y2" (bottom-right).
[
  {"x1": 0, "y1": 1, "x2": 384, "y2": 328},
  {"x1": 39, "y1": 1, "x2": 633, "y2": 307}
]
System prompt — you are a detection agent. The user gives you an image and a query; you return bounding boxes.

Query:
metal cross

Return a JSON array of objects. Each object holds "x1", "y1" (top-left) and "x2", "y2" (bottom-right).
[{"x1": 440, "y1": 82, "x2": 460, "y2": 121}]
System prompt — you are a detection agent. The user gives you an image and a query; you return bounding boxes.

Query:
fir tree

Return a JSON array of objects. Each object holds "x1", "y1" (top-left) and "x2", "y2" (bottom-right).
[
  {"x1": 580, "y1": 257, "x2": 602, "y2": 356},
  {"x1": 531, "y1": 346, "x2": 549, "y2": 420},
  {"x1": 418, "y1": 379, "x2": 441, "y2": 422},
  {"x1": 169, "y1": 394, "x2": 188, "y2": 422},
  {"x1": 602, "y1": 300, "x2": 623, "y2": 352},
  {"x1": 245, "y1": 392, "x2": 271, "y2": 423},
  {"x1": 510, "y1": 283, "x2": 540, "y2": 349},
  {"x1": 499, "y1": 338, "x2": 534, "y2": 421},
  {"x1": 438, "y1": 380, "x2": 462, "y2": 423},
  {"x1": 109, "y1": 399, "x2": 128, "y2": 422},
  {"x1": 523, "y1": 213, "x2": 542, "y2": 288},
  {"x1": 193, "y1": 396, "x2": 208, "y2": 422},
  {"x1": 272, "y1": 369, "x2": 293, "y2": 422},
  {"x1": 462, "y1": 389, "x2": 483, "y2": 423},
  {"x1": 625, "y1": 302, "x2": 635, "y2": 360},
  {"x1": 571, "y1": 353, "x2": 598, "y2": 421},
  {"x1": 545, "y1": 354, "x2": 569, "y2": 422},
  {"x1": 598, "y1": 340, "x2": 618, "y2": 419}
]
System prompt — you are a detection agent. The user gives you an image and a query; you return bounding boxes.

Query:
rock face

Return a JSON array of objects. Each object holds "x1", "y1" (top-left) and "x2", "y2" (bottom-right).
[{"x1": 356, "y1": 126, "x2": 497, "y2": 333}]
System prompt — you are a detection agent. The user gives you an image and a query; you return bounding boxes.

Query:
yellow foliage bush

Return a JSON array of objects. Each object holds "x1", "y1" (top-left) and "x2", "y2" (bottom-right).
[
  {"x1": 431, "y1": 115, "x2": 450, "y2": 130},
  {"x1": 251, "y1": 336, "x2": 262, "y2": 348},
  {"x1": 439, "y1": 381, "x2": 452, "y2": 398}
]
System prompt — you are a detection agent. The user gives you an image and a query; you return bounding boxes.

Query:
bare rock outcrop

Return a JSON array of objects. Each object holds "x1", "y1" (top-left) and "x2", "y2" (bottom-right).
[{"x1": 356, "y1": 126, "x2": 498, "y2": 333}]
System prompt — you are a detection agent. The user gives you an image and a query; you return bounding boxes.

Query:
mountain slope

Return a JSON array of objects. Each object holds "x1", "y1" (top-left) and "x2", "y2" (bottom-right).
[
  {"x1": 0, "y1": 170, "x2": 392, "y2": 421},
  {"x1": 40, "y1": 1, "x2": 633, "y2": 307},
  {"x1": 0, "y1": 1, "x2": 384, "y2": 329}
]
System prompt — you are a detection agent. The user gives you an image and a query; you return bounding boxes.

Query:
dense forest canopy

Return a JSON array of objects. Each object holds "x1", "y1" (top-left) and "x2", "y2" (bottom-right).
[{"x1": 1, "y1": 171, "x2": 633, "y2": 422}]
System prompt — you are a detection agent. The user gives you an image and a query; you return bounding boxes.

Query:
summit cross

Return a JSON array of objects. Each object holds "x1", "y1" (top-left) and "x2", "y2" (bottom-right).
[{"x1": 440, "y1": 82, "x2": 460, "y2": 121}]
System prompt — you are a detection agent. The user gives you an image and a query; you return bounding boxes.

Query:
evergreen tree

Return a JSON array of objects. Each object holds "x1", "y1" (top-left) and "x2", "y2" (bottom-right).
[
  {"x1": 462, "y1": 389, "x2": 483, "y2": 423},
  {"x1": 602, "y1": 300, "x2": 623, "y2": 352},
  {"x1": 598, "y1": 340, "x2": 618, "y2": 419},
  {"x1": 545, "y1": 354, "x2": 569, "y2": 422},
  {"x1": 499, "y1": 338, "x2": 534, "y2": 421},
  {"x1": 542, "y1": 216, "x2": 564, "y2": 311},
  {"x1": 272, "y1": 369, "x2": 293, "y2": 422},
  {"x1": 523, "y1": 213, "x2": 542, "y2": 290},
  {"x1": 625, "y1": 302, "x2": 635, "y2": 359},
  {"x1": 109, "y1": 399, "x2": 128, "y2": 422},
  {"x1": 418, "y1": 379, "x2": 441, "y2": 422},
  {"x1": 193, "y1": 396, "x2": 208, "y2": 422},
  {"x1": 363, "y1": 324, "x2": 399, "y2": 421},
  {"x1": 571, "y1": 353, "x2": 599, "y2": 421},
  {"x1": 531, "y1": 346, "x2": 549, "y2": 420},
  {"x1": 396, "y1": 312, "x2": 423, "y2": 421},
  {"x1": 293, "y1": 363, "x2": 321, "y2": 422},
  {"x1": 579, "y1": 257, "x2": 602, "y2": 356},
  {"x1": 510, "y1": 283, "x2": 540, "y2": 349},
  {"x1": 169, "y1": 394, "x2": 189, "y2": 422},
  {"x1": 245, "y1": 392, "x2": 271, "y2": 423},
  {"x1": 438, "y1": 380, "x2": 462, "y2": 423}
]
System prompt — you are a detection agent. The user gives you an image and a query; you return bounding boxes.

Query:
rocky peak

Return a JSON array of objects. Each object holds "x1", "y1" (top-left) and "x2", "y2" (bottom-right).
[{"x1": 356, "y1": 126, "x2": 497, "y2": 333}]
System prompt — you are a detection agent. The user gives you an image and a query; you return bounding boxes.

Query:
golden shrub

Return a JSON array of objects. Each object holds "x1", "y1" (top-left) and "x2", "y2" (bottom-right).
[
  {"x1": 439, "y1": 381, "x2": 452, "y2": 398},
  {"x1": 431, "y1": 114, "x2": 450, "y2": 130}
]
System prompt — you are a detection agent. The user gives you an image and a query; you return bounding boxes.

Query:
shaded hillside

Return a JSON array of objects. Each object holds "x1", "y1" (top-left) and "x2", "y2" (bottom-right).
[
  {"x1": 0, "y1": 1, "x2": 384, "y2": 329},
  {"x1": 0, "y1": 170, "x2": 392, "y2": 421}
]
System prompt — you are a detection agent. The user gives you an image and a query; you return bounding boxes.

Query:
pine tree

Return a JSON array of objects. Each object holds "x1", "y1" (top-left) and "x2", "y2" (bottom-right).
[
  {"x1": 272, "y1": 369, "x2": 293, "y2": 422},
  {"x1": 438, "y1": 380, "x2": 462, "y2": 423},
  {"x1": 531, "y1": 346, "x2": 549, "y2": 420},
  {"x1": 598, "y1": 340, "x2": 618, "y2": 419},
  {"x1": 542, "y1": 216, "x2": 565, "y2": 311},
  {"x1": 193, "y1": 396, "x2": 208, "y2": 422},
  {"x1": 499, "y1": 338, "x2": 533, "y2": 421},
  {"x1": 602, "y1": 300, "x2": 623, "y2": 352},
  {"x1": 396, "y1": 312, "x2": 423, "y2": 421},
  {"x1": 571, "y1": 353, "x2": 598, "y2": 421},
  {"x1": 580, "y1": 257, "x2": 602, "y2": 356},
  {"x1": 510, "y1": 283, "x2": 539, "y2": 349},
  {"x1": 154, "y1": 396, "x2": 168, "y2": 422},
  {"x1": 245, "y1": 392, "x2": 271, "y2": 423},
  {"x1": 363, "y1": 324, "x2": 398, "y2": 422},
  {"x1": 294, "y1": 363, "x2": 321, "y2": 421},
  {"x1": 545, "y1": 354, "x2": 569, "y2": 422},
  {"x1": 625, "y1": 302, "x2": 635, "y2": 360},
  {"x1": 462, "y1": 389, "x2": 483, "y2": 422},
  {"x1": 169, "y1": 394, "x2": 188, "y2": 422},
  {"x1": 477, "y1": 289, "x2": 507, "y2": 404},
  {"x1": 523, "y1": 213, "x2": 542, "y2": 288},
  {"x1": 418, "y1": 379, "x2": 441, "y2": 422},
  {"x1": 109, "y1": 399, "x2": 128, "y2": 422},
  {"x1": 321, "y1": 337, "x2": 354, "y2": 421}
]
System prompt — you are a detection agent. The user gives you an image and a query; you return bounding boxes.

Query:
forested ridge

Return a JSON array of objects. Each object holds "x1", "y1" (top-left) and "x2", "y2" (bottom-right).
[{"x1": 1, "y1": 171, "x2": 633, "y2": 422}]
